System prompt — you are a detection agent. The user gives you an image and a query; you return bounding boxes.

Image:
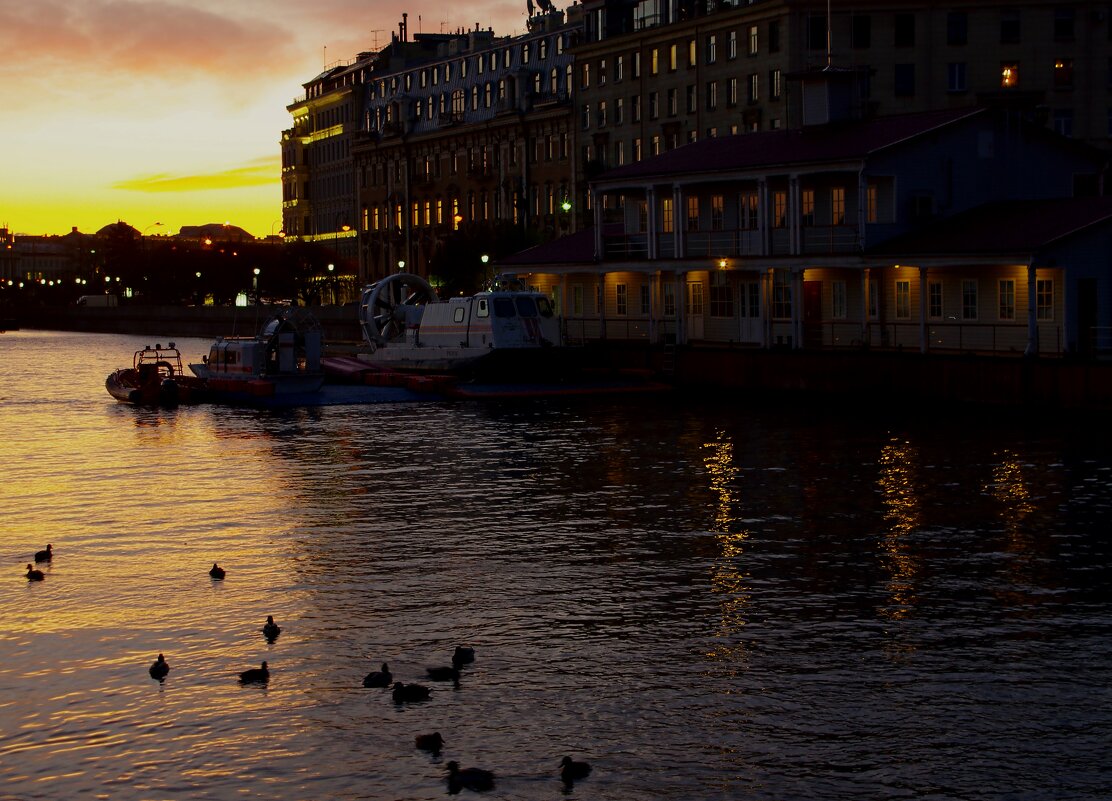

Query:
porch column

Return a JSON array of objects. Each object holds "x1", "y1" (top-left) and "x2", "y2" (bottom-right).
[
  {"x1": 758, "y1": 179, "x2": 770, "y2": 256},
  {"x1": 789, "y1": 174, "x2": 801, "y2": 255},
  {"x1": 792, "y1": 267, "x2": 803, "y2": 349},
  {"x1": 649, "y1": 270, "x2": 658, "y2": 344},
  {"x1": 646, "y1": 187, "x2": 658, "y2": 260},
  {"x1": 919, "y1": 266, "x2": 929, "y2": 354},
  {"x1": 673, "y1": 184, "x2": 684, "y2": 259},
  {"x1": 861, "y1": 267, "x2": 870, "y2": 346},
  {"x1": 592, "y1": 188, "x2": 604, "y2": 259},
  {"x1": 598, "y1": 273, "x2": 606, "y2": 341},
  {"x1": 1024, "y1": 261, "x2": 1039, "y2": 357},
  {"x1": 764, "y1": 267, "x2": 774, "y2": 348}
]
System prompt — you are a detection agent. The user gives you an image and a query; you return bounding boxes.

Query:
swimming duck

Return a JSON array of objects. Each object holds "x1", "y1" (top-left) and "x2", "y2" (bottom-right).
[
  {"x1": 446, "y1": 761, "x2": 495, "y2": 793},
  {"x1": 209, "y1": 563, "x2": 225, "y2": 579},
  {"x1": 415, "y1": 732, "x2": 444, "y2": 753},
  {"x1": 262, "y1": 616, "x2": 281, "y2": 640},
  {"x1": 362, "y1": 663, "x2": 392, "y2": 688},
  {"x1": 34, "y1": 544, "x2": 52, "y2": 562},
  {"x1": 451, "y1": 646, "x2": 475, "y2": 667},
  {"x1": 391, "y1": 681, "x2": 430, "y2": 702},
  {"x1": 426, "y1": 665, "x2": 460, "y2": 683},
  {"x1": 559, "y1": 756, "x2": 592, "y2": 783},
  {"x1": 239, "y1": 661, "x2": 269, "y2": 683},
  {"x1": 149, "y1": 653, "x2": 170, "y2": 680},
  {"x1": 25, "y1": 564, "x2": 44, "y2": 581}
]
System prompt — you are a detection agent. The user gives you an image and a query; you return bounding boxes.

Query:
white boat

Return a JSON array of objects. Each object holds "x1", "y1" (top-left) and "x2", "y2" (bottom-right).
[
  {"x1": 356, "y1": 273, "x2": 563, "y2": 374},
  {"x1": 189, "y1": 309, "x2": 325, "y2": 396}
]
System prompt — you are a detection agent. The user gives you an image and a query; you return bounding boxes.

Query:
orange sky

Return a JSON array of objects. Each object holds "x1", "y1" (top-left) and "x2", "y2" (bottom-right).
[{"x1": 0, "y1": 0, "x2": 532, "y2": 238}]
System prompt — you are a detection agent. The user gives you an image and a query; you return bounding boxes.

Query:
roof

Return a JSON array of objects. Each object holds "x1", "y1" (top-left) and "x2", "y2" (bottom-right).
[
  {"x1": 596, "y1": 107, "x2": 987, "y2": 184},
  {"x1": 497, "y1": 227, "x2": 600, "y2": 267},
  {"x1": 868, "y1": 198, "x2": 1112, "y2": 257}
]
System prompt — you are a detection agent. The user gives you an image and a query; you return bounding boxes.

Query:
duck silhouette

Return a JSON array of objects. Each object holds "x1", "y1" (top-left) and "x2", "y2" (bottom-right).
[
  {"x1": 362, "y1": 663, "x2": 392, "y2": 688},
  {"x1": 149, "y1": 653, "x2": 170, "y2": 680},
  {"x1": 415, "y1": 731, "x2": 444, "y2": 753},
  {"x1": 559, "y1": 756, "x2": 592, "y2": 783},
  {"x1": 391, "y1": 681, "x2": 430, "y2": 702},
  {"x1": 447, "y1": 761, "x2": 495, "y2": 793},
  {"x1": 34, "y1": 544, "x2": 52, "y2": 562},
  {"x1": 262, "y1": 616, "x2": 281, "y2": 640},
  {"x1": 209, "y1": 563, "x2": 225, "y2": 579},
  {"x1": 452, "y1": 646, "x2": 475, "y2": 667},
  {"x1": 239, "y1": 661, "x2": 269, "y2": 683},
  {"x1": 25, "y1": 564, "x2": 44, "y2": 581}
]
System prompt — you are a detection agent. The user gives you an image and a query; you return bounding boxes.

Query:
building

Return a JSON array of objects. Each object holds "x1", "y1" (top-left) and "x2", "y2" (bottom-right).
[{"x1": 499, "y1": 101, "x2": 1112, "y2": 357}]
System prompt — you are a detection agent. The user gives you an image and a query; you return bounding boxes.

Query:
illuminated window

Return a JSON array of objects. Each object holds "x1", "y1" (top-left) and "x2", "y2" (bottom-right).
[
  {"x1": 1036, "y1": 279, "x2": 1054, "y2": 320},
  {"x1": 740, "y1": 191, "x2": 758, "y2": 229},
  {"x1": 1054, "y1": 59, "x2": 1075, "y2": 89},
  {"x1": 661, "y1": 197, "x2": 674, "y2": 233},
  {"x1": 688, "y1": 281, "x2": 704, "y2": 316},
  {"x1": 832, "y1": 280, "x2": 847, "y2": 319},
  {"x1": 772, "y1": 271, "x2": 791, "y2": 318},
  {"x1": 707, "y1": 34, "x2": 717, "y2": 64},
  {"x1": 686, "y1": 196, "x2": 699, "y2": 231},
  {"x1": 831, "y1": 187, "x2": 846, "y2": 225},
  {"x1": 1001, "y1": 62, "x2": 1019, "y2": 88},
  {"x1": 663, "y1": 282, "x2": 676, "y2": 316},
  {"x1": 669, "y1": 44, "x2": 678, "y2": 71},
  {"x1": 774, "y1": 191, "x2": 787, "y2": 228},
  {"x1": 867, "y1": 184, "x2": 878, "y2": 223},
  {"x1": 801, "y1": 189, "x2": 815, "y2": 226},
  {"x1": 999, "y1": 279, "x2": 1016, "y2": 320},
  {"x1": 616, "y1": 284, "x2": 628, "y2": 315},
  {"x1": 711, "y1": 195, "x2": 724, "y2": 230},
  {"x1": 928, "y1": 281, "x2": 943, "y2": 319},
  {"x1": 895, "y1": 280, "x2": 911, "y2": 319},
  {"x1": 749, "y1": 25, "x2": 759, "y2": 55},
  {"x1": 651, "y1": 48, "x2": 659, "y2": 75}
]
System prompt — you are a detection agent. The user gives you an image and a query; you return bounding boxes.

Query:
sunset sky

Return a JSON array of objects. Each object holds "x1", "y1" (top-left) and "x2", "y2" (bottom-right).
[{"x1": 0, "y1": 0, "x2": 529, "y2": 238}]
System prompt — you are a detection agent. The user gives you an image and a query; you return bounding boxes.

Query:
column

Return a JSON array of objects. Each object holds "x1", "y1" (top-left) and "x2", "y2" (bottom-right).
[{"x1": 1025, "y1": 261, "x2": 1039, "y2": 357}]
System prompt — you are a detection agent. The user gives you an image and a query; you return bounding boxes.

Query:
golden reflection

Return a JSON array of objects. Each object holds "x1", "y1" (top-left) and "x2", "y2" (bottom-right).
[
  {"x1": 877, "y1": 437, "x2": 921, "y2": 621},
  {"x1": 988, "y1": 450, "x2": 1036, "y2": 531},
  {"x1": 702, "y1": 433, "x2": 751, "y2": 663}
]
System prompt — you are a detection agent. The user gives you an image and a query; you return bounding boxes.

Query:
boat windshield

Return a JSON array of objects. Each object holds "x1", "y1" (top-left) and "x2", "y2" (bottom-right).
[
  {"x1": 514, "y1": 296, "x2": 538, "y2": 318},
  {"x1": 536, "y1": 296, "x2": 554, "y2": 318},
  {"x1": 493, "y1": 298, "x2": 516, "y2": 318}
]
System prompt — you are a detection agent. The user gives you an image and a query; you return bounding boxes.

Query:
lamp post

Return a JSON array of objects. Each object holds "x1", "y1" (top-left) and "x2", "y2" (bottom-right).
[
  {"x1": 253, "y1": 267, "x2": 260, "y2": 304},
  {"x1": 327, "y1": 263, "x2": 335, "y2": 304}
]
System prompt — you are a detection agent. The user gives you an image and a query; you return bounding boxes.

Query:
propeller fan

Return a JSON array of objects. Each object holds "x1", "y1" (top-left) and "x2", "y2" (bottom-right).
[{"x1": 358, "y1": 273, "x2": 438, "y2": 346}]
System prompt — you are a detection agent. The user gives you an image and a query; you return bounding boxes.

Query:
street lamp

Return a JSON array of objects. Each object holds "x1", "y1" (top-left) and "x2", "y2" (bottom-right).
[
  {"x1": 253, "y1": 267, "x2": 260, "y2": 303},
  {"x1": 397, "y1": 260, "x2": 406, "y2": 272},
  {"x1": 327, "y1": 263, "x2": 335, "y2": 304}
]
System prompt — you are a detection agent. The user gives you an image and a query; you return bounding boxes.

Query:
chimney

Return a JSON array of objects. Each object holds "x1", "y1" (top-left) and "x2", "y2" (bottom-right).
[{"x1": 400, "y1": 13, "x2": 408, "y2": 42}]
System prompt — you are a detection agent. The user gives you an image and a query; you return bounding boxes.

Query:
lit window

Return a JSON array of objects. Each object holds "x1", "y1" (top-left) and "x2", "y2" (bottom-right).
[
  {"x1": 1036, "y1": 279, "x2": 1054, "y2": 320},
  {"x1": 1001, "y1": 62, "x2": 1019, "y2": 88},
  {"x1": 999, "y1": 279, "x2": 1015, "y2": 320},
  {"x1": 895, "y1": 280, "x2": 911, "y2": 319}
]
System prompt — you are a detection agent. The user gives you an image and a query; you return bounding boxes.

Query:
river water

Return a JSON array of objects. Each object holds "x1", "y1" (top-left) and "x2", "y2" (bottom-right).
[{"x1": 1, "y1": 329, "x2": 1109, "y2": 800}]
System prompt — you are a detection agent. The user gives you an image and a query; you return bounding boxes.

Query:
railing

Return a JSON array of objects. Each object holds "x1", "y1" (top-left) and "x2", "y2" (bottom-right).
[
  {"x1": 801, "y1": 225, "x2": 860, "y2": 254},
  {"x1": 804, "y1": 321, "x2": 1065, "y2": 356},
  {"x1": 563, "y1": 316, "x2": 675, "y2": 344}
]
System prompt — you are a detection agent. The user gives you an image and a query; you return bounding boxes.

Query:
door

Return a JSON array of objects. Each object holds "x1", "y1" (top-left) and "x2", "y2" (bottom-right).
[
  {"x1": 686, "y1": 280, "x2": 705, "y2": 341},
  {"x1": 803, "y1": 280, "x2": 823, "y2": 348},
  {"x1": 738, "y1": 280, "x2": 762, "y2": 343}
]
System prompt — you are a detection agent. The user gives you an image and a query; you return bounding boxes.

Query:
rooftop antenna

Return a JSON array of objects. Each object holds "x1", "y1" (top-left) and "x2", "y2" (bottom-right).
[
  {"x1": 369, "y1": 29, "x2": 384, "y2": 49},
  {"x1": 323, "y1": 45, "x2": 327, "y2": 67}
]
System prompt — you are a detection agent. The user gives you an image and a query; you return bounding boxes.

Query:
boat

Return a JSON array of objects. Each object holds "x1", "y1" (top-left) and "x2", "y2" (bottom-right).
[
  {"x1": 188, "y1": 308, "x2": 325, "y2": 397},
  {"x1": 105, "y1": 342, "x2": 203, "y2": 406},
  {"x1": 355, "y1": 273, "x2": 564, "y2": 375}
]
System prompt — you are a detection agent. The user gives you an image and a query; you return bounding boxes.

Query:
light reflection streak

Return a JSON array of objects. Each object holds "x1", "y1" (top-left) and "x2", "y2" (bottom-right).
[
  {"x1": 702, "y1": 433, "x2": 751, "y2": 663},
  {"x1": 877, "y1": 437, "x2": 921, "y2": 622}
]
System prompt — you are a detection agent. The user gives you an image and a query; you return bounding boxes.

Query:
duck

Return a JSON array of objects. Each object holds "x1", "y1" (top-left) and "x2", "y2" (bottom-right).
[
  {"x1": 34, "y1": 544, "x2": 53, "y2": 562},
  {"x1": 391, "y1": 681, "x2": 430, "y2": 702},
  {"x1": 362, "y1": 663, "x2": 392, "y2": 688},
  {"x1": 559, "y1": 756, "x2": 592, "y2": 783},
  {"x1": 451, "y1": 646, "x2": 475, "y2": 667},
  {"x1": 239, "y1": 661, "x2": 269, "y2": 683},
  {"x1": 25, "y1": 564, "x2": 44, "y2": 581},
  {"x1": 149, "y1": 653, "x2": 170, "y2": 680},
  {"x1": 426, "y1": 665, "x2": 460, "y2": 683},
  {"x1": 415, "y1": 732, "x2": 444, "y2": 753},
  {"x1": 446, "y1": 761, "x2": 495, "y2": 793},
  {"x1": 262, "y1": 616, "x2": 281, "y2": 640},
  {"x1": 209, "y1": 563, "x2": 225, "y2": 579}
]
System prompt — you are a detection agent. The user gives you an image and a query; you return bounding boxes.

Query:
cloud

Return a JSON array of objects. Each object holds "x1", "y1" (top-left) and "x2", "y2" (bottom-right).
[{"x1": 114, "y1": 155, "x2": 280, "y2": 193}]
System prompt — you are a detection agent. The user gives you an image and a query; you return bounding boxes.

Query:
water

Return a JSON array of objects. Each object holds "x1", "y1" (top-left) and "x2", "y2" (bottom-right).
[{"x1": 1, "y1": 329, "x2": 1110, "y2": 800}]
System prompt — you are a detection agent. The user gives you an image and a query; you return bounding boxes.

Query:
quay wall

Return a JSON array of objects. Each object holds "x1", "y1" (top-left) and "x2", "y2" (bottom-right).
[{"x1": 12, "y1": 306, "x2": 1112, "y2": 410}]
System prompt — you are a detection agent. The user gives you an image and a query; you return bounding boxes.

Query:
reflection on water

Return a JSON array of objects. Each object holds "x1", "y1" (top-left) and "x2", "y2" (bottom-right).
[{"x1": 1, "y1": 331, "x2": 1111, "y2": 800}]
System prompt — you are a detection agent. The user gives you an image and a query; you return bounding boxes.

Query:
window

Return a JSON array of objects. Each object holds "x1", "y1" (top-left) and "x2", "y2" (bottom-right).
[
  {"x1": 1053, "y1": 109, "x2": 1073, "y2": 137},
  {"x1": 688, "y1": 39, "x2": 696, "y2": 67},
  {"x1": 1054, "y1": 59, "x2": 1075, "y2": 89},
  {"x1": 999, "y1": 279, "x2": 1015, "y2": 320},
  {"x1": 749, "y1": 25, "x2": 759, "y2": 55},
  {"x1": 801, "y1": 189, "x2": 815, "y2": 226},
  {"x1": 748, "y1": 73, "x2": 760, "y2": 103},
  {"x1": 572, "y1": 285, "x2": 583, "y2": 315},
  {"x1": 1001, "y1": 10, "x2": 1020, "y2": 44},
  {"x1": 686, "y1": 196, "x2": 699, "y2": 231},
  {"x1": 895, "y1": 13, "x2": 915, "y2": 47},
  {"x1": 640, "y1": 285, "x2": 651, "y2": 315},
  {"x1": 707, "y1": 34, "x2": 716, "y2": 64},
  {"x1": 649, "y1": 91, "x2": 659, "y2": 119},
  {"x1": 868, "y1": 279, "x2": 879, "y2": 319},
  {"x1": 616, "y1": 284, "x2": 627, "y2": 315},
  {"x1": 633, "y1": 51, "x2": 641, "y2": 78},
  {"x1": 663, "y1": 283, "x2": 677, "y2": 316},
  {"x1": 728, "y1": 77, "x2": 738, "y2": 106},
  {"x1": 769, "y1": 20, "x2": 780, "y2": 52},
  {"x1": 599, "y1": 59, "x2": 608, "y2": 86},
  {"x1": 740, "y1": 191, "x2": 758, "y2": 229},
  {"x1": 669, "y1": 44, "x2": 678, "y2": 71},
  {"x1": 598, "y1": 100, "x2": 607, "y2": 127},
  {"x1": 895, "y1": 280, "x2": 911, "y2": 319},
  {"x1": 581, "y1": 63, "x2": 590, "y2": 89},
  {"x1": 867, "y1": 184, "x2": 878, "y2": 223},
  {"x1": 651, "y1": 48, "x2": 659, "y2": 75},
  {"x1": 772, "y1": 271, "x2": 792, "y2": 318},
  {"x1": 894, "y1": 64, "x2": 915, "y2": 96},
  {"x1": 729, "y1": 31, "x2": 737, "y2": 60},
  {"x1": 832, "y1": 281, "x2": 847, "y2": 319},
  {"x1": 1001, "y1": 62, "x2": 1019, "y2": 87},
  {"x1": 947, "y1": 12, "x2": 968, "y2": 46},
  {"x1": 962, "y1": 279, "x2": 978, "y2": 320},
  {"x1": 1054, "y1": 8, "x2": 1075, "y2": 41},
  {"x1": 661, "y1": 197, "x2": 673, "y2": 232},
  {"x1": 1036, "y1": 279, "x2": 1054, "y2": 320},
  {"x1": 651, "y1": 134, "x2": 661, "y2": 156},
  {"x1": 711, "y1": 195, "x2": 724, "y2": 230},
  {"x1": 773, "y1": 191, "x2": 787, "y2": 228},
  {"x1": 831, "y1": 187, "x2": 846, "y2": 225},
  {"x1": 770, "y1": 69, "x2": 782, "y2": 99},
  {"x1": 616, "y1": 55, "x2": 624, "y2": 82},
  {"x1": 615, "y1": 97, "x2": 624, "y2": 125},
  {"x1": 709, "y1": 276, "x2": 734, "y2": 318},
  {"x1": 706, "y1": 81, "x2": 717, "y2": 111},
  {"x1": 688, "y1": 282, "x2": 704, "y2": 317},
  {"x1": 948, "y1": 62, "x2": 968, "y2": 93},
  {"x1": 928, "y1": 281, "x2": 942, "y2": 319}
]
